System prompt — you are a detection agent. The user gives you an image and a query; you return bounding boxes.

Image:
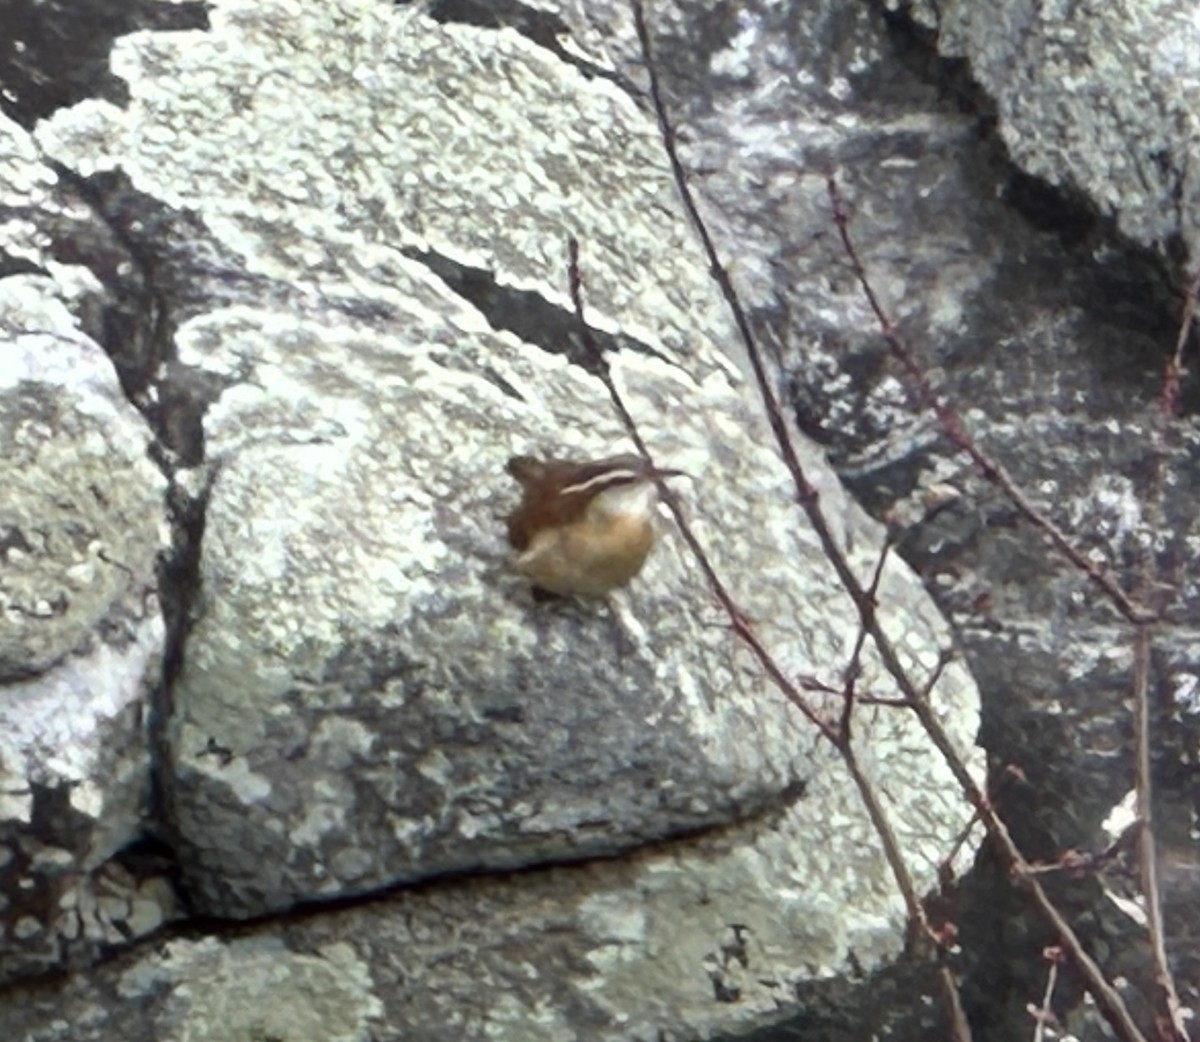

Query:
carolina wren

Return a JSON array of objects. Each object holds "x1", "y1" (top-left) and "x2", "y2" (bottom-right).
[{"x1": 504, "y1": 453, "x2": 683, "y2": 597}]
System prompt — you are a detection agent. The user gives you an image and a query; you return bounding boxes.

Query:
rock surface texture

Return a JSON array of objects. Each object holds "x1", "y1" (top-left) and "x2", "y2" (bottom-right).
[
  {"x1": 0, "y1": 1, "x2": 984, "y2": 1038},
  {"x1": 0, "y1": 279, "x2": 172, "y2": 981},
  {"x1": 6, "y1": 0, "x2": 1196, "y2": 1039},
  {"x1": 913, "y1": 0, "x2": 1200, "y2": 257},
  {"x1": 624, "y1": 0, "x2": 1200, "y2": 1037}
]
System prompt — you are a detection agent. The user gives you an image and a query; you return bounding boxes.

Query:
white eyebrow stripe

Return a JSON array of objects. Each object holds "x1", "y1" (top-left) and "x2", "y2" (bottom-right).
[{"x1": 560, "y1": 470, "x2": 641, "y2": 495}]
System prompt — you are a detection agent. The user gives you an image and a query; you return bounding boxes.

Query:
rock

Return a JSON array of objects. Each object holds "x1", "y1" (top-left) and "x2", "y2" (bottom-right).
[
  {"x1": 0, "y1": 0, "x2": 986, "y2": 1038},
  {"x1": 927, "y1": 0, "x2": 1200, "y2": 260},
  {"x1": 0, "y1": 267, "x2": 174, "y2": 981}
]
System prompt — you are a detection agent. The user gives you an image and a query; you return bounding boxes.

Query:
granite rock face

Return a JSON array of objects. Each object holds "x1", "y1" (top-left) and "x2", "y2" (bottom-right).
[
  {"x1": 611, "y1": 0, "x2": 1200, "y2": 1036},
  {"x1": 925, "y1": 0, "x2": 1200, "y2": 259},
  {"x1": 0, "y1": 0, "x2": 998, "y2": 1039},
  {"x1": 0, "y1": 269, "x2": 172, "y2": 979}
]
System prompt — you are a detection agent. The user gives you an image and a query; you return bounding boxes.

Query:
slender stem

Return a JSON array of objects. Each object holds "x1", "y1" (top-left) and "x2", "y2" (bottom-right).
[
  {"x1": 824, "y1": 176, "x2": 1152, "y2": 626},
  {"x1": 629, "y1": 5, "x2": 1151, "y2": 1038}
]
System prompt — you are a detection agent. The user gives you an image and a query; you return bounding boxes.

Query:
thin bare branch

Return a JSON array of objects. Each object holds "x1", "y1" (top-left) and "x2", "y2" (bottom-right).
[
  {"x1": 838, "y1": 739, "x2": 930, "y2": 953},
  {"x1": 840, "y1": 538, "x2": 892, "y2": 742},
  {"x1": 566, "y1": 237, "x2": 839, "y2": 744},
  {"x1": 1125, "y1": 268, "x2": 1199, "y2": 1042},
  {"x1": 1031, "y1": 948, "x2": 1064, "y2": 1042},
  {"x1": 567, "y1": 231, "x2": 956, "y2": 969},
  {"x1": 629, "y1": 5, "x2": 1151, "y2": 1037},
  {"x1": 824, "y1": 174, "x2": 1153, "y2": 627},
  {"x1": 1133, "y1": 626, "x2": 1190, "y2": 1042},
  {"x1": 1160, "y1": 271, "x2": 1199, "y2": 420}
]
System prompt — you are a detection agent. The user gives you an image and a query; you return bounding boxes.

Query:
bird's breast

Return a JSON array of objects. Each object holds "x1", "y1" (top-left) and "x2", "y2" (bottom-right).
[{"x1": 513, "y1": 513, "x2": 656, "y2": 596}]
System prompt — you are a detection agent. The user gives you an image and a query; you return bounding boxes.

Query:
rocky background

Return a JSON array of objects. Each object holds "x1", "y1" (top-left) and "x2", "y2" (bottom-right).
[{"x1": 1, "y1": 1, "x2": 1198, "y2": 1041}]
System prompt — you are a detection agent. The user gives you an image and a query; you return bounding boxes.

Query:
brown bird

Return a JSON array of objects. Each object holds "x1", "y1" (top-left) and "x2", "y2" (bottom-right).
[{"x1": 504, "y1": 453, "x2": 683, "y2": 597}]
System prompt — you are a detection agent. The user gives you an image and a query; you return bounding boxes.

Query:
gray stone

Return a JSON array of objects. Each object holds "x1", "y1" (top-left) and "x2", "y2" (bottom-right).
[
  {"x1": 0, "y1": 0, "x2": 993, "y2": 1037},
  {"x1": 2, "y1": 802, "x2": 957, "y2": 1042},
  {"x1": 0, "y1": 239, "x2": 176, "y2": 982},
  {"x1": 20, "y1": 0, "x2": 981, "y2": 928},
  {"x1": 927, "y1": 0, "x2": 1200, "y2": 259}
]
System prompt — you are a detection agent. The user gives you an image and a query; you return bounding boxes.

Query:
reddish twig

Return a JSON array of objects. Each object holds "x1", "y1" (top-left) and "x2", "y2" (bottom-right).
[
  {"x1": 567, "y1": 235, "x2": 957, "y2": 972},
  {"x1": 572, "y1": 219, "x2": 975, "y2": 983},
  {"x1": 1125, "y1": 271, "x2": 1199, "y2": 1042},
  {"x1": 1160, "y1": 272, "x2": 1199, "y2": 421},
  {"x1": 629, "y1": 4, "x2": 1151, "y2": 1038},
  {"x1": 1132, "y1": 626, "x2": 1189, "y2": 1042},
  {"x1": 1022, "y1": 822, "x2": 1142, "y2": 879},
  {"x1": 839, "y1": 538, "x2": 892, "y2": 742},
  {"x1": 1030, "y1": 947, "x2": 1065, "y2": 1042},
  {"x1": 566, "y1": 237, "x2": 839, "y2": 744},
  {"x1": 824, "y1": 174, "x2": 1153, "y2": 627}
]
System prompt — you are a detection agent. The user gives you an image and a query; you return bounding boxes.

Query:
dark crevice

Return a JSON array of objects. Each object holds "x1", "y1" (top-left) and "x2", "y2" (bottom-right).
[
  {"x1": 41, "y1": 164, "x2": 167, "y2": 407},
  {"x1": 16, "y1": 162, "x2": 245, "y2": 923},
  {"x1": 414, "y1": 0, "x2": 640, "y2": 96},
  {"x1": 118, "y1": 777, "x2": 808, "y2": 935},
  {"x1": 142, "y1": 465, "x2": 221, "y2": 918},
  {"x1": 41, "y1": 162, "x2": 240, "y2": 466},
  {"x1": 0, "y1": 775, "x2": 811, "y2": 999},
  {"x1": 17, "y1": 172, "x2": 233, "y2": 919},
  {"x1": 0, "y1": 0, "x2": 210, "y2": 128},
  {"x1": 404, "y1": 245, "x2": 676, "y2": 377},
  {"x1": 876, "y1": 2, "x2": 993, "y2": 119},
  {"x1": 40, "y1": 164, "x2": 178, "y2": 433},
  {"x1": 998, "y1": 166, "x2": 1101, "y2": 248},
  {"x1": 0, "y1": 787, "x2": 806, "y2": 1003},
  {"x1": 878, "y1": 0, "x2": 1196, "y2": 299}
]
